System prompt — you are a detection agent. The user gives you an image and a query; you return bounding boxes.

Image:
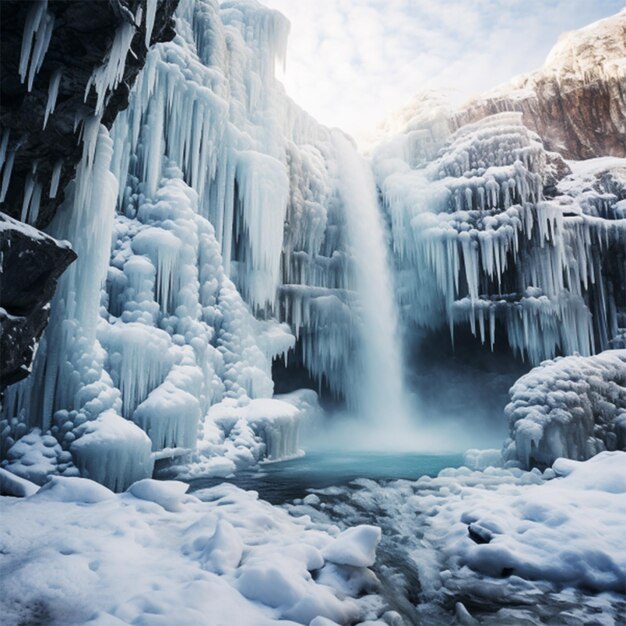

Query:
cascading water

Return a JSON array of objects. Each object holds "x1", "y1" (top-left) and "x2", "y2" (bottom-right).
[{"x1": 331, "y1": 131, "x2": 414, "y2": 446}]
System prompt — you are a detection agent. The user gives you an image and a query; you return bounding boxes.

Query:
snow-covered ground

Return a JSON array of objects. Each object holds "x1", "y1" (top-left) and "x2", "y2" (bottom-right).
[
  {"x1": 287, "y1": 451, "x2": 626, "y2": 625},
  {"x1": 0, "y1": 474, "x2": 390, "y2": 626},
  {"x1": 3, "y1": 451, "x2": 625, "y2": 625}
]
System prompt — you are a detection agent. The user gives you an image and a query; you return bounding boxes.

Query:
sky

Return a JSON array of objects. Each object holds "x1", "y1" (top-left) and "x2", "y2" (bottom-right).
[{"x1": 262, "y1": 0, "x2": 624, "y2": 143}]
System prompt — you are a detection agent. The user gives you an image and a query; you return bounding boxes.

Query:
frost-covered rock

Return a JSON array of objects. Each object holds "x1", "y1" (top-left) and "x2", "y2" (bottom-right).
[
  {"x1": 373, "y1": 108, "x2": 626, "y2": 366},
  {"x1": 503, "y1": 350, "x2": 626, "y2": 469}
]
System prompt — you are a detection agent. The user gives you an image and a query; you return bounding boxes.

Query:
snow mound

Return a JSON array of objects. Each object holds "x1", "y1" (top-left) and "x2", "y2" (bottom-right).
[
  {"x1": 71, "y1": 410, "x2": 154, "y2": 491},
  {"x1": 127, "y1": 478, "x2": 190, "y2": 512},
  {"x1": 0, "y1": 467, "x2": 38, "y2": 497},
  {"x1": 33, "y1": 475, "x2": 114, "y2": 503},
  {"x1": 504, "y1": 349, "x2": 626, "y2": 468},
  {"x1": 0, "y1": 478, "x2": 383, "y2": 625},
  {"x1": 323, "y1": 525, "x2": 381, "y2": 568},
  {"x1": 456, "y1": 451, "x2": 626, "y2": 592}
]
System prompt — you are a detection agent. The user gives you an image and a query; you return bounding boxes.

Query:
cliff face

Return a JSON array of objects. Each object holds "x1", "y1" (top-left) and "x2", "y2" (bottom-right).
[
  {"x1": 0, "y1": 0, "x2": 178, "y2": 390},
  {"x1": 0, "y1": 215, "x2": 76, "y2": 389},
  {"x1": 0, "y1": 0, "x2": 178, "y2": 229},
  {"x1": 452, "y1": 9, "x2": 626, "y2": 160}
]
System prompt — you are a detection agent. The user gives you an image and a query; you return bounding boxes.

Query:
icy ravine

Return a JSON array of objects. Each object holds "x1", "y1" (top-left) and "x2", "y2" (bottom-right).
[{"x1": 332, "y1": 131, "x2": 412, "y2": 441}]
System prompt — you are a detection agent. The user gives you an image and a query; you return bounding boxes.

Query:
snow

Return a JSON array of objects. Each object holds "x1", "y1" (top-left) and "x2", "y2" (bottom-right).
[
  {"x1": 70, "y1": 410, "x2": 154, "y2": 492},
  {"x1": 291, "y1": 451, "x2": 626, "y2": 623},
  {"x1": 0, "y1": 468, "x2": 38, "y2": 497},
  {"x1": 503, "y1": 350, "x2": 626, "y2": 469},
  {"x1": 322, "y1": 525, "x2": 381, "y2": 568},
  {"x1": 33, "y1": 475, "x2": 115, "y2": 504},
  {"x1": 127, "y1": 478, "x2": 190, "y2": 512},
  {"x1": 0, "y1": 479, "x2": 384, "y2": 626}
]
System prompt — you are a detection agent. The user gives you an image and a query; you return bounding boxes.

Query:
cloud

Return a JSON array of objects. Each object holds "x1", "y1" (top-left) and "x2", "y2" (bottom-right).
[{"x1": 261, "y1": 0, "x2": 623, "y2": 143}]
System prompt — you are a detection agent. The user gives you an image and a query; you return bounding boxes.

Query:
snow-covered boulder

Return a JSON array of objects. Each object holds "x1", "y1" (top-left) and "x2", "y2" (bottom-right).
[
  {"x1": 71, "y1": 410, "x2": 154, "y2": 491},
  {"x1": 323, "y1": 525, "x2": 381, "y2": 568},
  {"x1": 503, "y1": 350, "x2": 626, "y2": 468}
]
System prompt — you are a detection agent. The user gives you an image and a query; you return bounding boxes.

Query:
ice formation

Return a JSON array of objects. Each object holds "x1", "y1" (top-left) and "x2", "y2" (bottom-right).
[
  {"x1": 373, "y1": 111, "x2": 626, "y2": 365},
  {"x1": 2, "y1": 0, "x2": 405, "y2": 488},
  {"x1": 503, "y1": 350, "x2": 626, "y2": 469}
]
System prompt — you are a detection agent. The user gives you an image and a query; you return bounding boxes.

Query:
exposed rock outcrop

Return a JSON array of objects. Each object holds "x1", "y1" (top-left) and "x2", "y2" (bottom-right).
[
  {"x1": 0, "y1": 213, "x2": 76, "y2": 390},
  {"x1": 0, "y1": 0, "x2": 178, "y2": 229},
  {"x1": 453, "y1": 9, "x2": 626, "y2": 160},
  {"x1": 0, "y1": 0, "x2": 178, "y2": 390}
]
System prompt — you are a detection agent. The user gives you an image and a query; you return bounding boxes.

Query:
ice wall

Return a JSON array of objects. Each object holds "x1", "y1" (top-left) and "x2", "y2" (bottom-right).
[
  {"x1": 373, "y1": 111, "x2": 626, "y2": 366},
  {"x1": 1, "y1": 0, "x2": 376, "y2": 487}
]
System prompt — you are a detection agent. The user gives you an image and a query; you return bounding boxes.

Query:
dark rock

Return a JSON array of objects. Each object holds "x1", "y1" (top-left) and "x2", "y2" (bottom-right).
[
  {"x1": 0, "y1": 0, "x2": 179, "y2": 229},
  {"x1": 0, "y1": 212, "x2": 76, "y2": 390},
  {"x1": 468, "y1": 523, "x2": 493, "y2": 545}
]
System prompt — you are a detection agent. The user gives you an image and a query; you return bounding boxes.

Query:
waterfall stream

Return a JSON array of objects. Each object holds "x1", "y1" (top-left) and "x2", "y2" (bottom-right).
[{"x1": 331, "y1": 131, "x2": 414, "y2": 445}]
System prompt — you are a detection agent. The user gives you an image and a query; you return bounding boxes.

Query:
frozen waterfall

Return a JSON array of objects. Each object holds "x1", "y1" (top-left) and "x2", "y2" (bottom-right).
[{"x1": 331, "y1": 132, "x2": 414, "y2": 445}]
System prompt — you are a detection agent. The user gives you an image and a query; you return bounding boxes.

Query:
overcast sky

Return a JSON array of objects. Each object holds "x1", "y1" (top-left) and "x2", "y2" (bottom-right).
[{"x1": 262, "y1": 0, "x2": 624, "y2": 143}]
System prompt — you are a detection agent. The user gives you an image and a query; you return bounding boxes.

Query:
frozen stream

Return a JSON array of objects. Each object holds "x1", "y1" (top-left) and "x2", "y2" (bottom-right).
[{"x1": 186, "y1": 451, "x2": 463, "y2": 504}]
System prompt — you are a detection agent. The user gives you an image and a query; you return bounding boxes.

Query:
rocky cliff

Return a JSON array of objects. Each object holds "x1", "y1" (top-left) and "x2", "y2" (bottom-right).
[
  {"x1": 0, "y1": 0, "x2": 178, "y2": 389},
  {"x1": 452, "y1": 9, "x2": 626, "y2": 160}
]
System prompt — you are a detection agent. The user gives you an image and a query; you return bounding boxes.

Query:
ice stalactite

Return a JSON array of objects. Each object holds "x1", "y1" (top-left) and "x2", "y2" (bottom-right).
[
  {"x1": 18, "y1": 0, "x2": 54, "y2": 93},
  {"x1": 374, "y1": 111, "x2": 626, "y2": 364}
]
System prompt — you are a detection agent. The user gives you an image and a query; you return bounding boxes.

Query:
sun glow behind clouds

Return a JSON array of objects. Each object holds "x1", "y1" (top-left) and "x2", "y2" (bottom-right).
[{"x1": 262, "y1": 0, "x2": 623, "y2": 144}]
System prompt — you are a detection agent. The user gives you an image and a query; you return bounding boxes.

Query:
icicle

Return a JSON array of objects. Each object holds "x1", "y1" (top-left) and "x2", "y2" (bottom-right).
[
  {"x1": 85, "y1": 22, "x2": 136, "y2": 116},
  {"x1": 0, "y1": 149, "x2": 15, "y2": 203},
  {"x1": 43, "y1": 68, "x2": 62, "y2": 129},
  {"x1": 49, "y1": 159, "x2": 62, "y2": 198},
  {"x1": 19, "y1": 0, "x2": 54, "y2": 92},
  {"x1": 144, "y1": 0, "x2": 158, "y2": 49}
]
